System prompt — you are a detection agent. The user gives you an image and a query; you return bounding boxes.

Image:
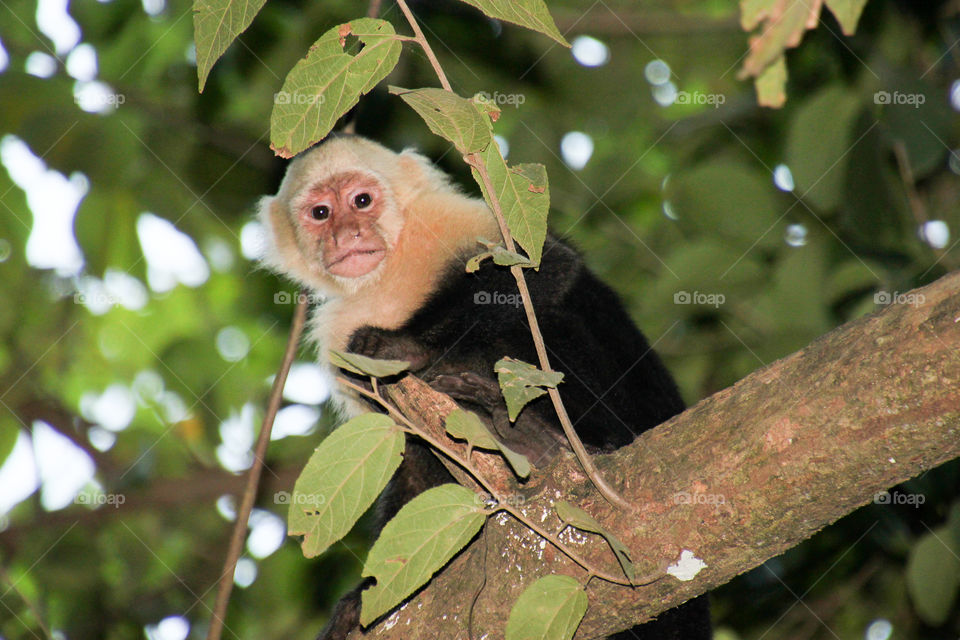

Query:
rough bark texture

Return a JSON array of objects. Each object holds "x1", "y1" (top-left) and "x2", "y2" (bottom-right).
[{"x1": 353, "y1": 270, "x2": 960, "y2": 640}]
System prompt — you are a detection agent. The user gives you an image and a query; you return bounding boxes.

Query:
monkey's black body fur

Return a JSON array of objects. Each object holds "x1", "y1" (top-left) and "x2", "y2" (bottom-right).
[{"x1": 319, "y1": 236, "x2": 711, "y2": 640}]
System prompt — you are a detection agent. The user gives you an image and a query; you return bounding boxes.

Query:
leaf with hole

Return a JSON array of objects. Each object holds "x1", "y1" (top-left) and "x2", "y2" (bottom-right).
[{"x1": 270, "y1": 18, "x2": 401, "y2": 157}]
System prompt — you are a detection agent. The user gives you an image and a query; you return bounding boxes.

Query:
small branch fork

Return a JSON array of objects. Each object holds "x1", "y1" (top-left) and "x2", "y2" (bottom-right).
[{"x1": 393, "y1": 0, "x2": 633, "y2": 511}]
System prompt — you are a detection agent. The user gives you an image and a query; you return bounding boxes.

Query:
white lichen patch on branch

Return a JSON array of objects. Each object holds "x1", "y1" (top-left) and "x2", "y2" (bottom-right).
[{"x1": 666, "y1": 550, "x2": 707, "y2": 581}]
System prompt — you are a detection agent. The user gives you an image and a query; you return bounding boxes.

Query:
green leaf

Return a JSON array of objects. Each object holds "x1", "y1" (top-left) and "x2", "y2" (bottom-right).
[
  {"x1": 288, "y1": 413, "x2": 404, "y2": 558},
  {"x1": 495, "y1": 357, "x2": 563, "y2": 422},
  {"x1": 555, "y1": 501, "x2": 635, "y2": 583},
  {"x1": 390, "y1": 86, "x2": 492, "y2": 154},
  {"x1": 270, "y1": 18, "x2": 402, "y2": 157},
  {"x1": 360, "y1": 484, "x2": 487, "y2": 625},
  {"x1": 467, "y1": 246, "x2": 535, "y2": 272},
  {"x1": 824, "y1": 0, "x2": 868, "y2": 34},
  {"x1": 665, "y1": 162, "x2": 782, "y2": 249},
  {"x1": 505, "y1": 574, "x2": 587, "y2": 640},
  {"x1": 785, "y1": 85, "x2": 862, "y2": 211},
  {"x1": 329, "y1": 349, "x2": 410, "y2": 377},
  {"x1": 0, "y1": 416, "x2": 19, "y2": 469},
  {"x1": 906, "y1": 527, "x2": 960, "y2": 625},
  {"x1": 445, "y1": 409, "x2": 530, "y2": 479},
  {"x1": 755, "y1": 55, "x2": 787, "y2": 108},
  {"x1": 193, "y1": 0, "x2": 267, "y2": 91},
  {"x1": 456, "y1": 0, "x2": 569, "y2": 47},
  {"x1": 471, "y1": 145, "x2": 549, "y2": 266}
]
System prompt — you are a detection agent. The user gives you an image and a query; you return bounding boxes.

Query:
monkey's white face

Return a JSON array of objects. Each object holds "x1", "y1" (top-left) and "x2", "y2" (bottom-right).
[{"x1": 293, "y1": 170, "x2": 389, "y2": 279}]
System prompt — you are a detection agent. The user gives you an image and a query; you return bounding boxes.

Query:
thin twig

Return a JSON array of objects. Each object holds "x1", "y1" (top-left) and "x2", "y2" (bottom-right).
[
  {"x1": 394, "y1": 0, "x2": 631, "y2": 510},
  {"x1": 336, "y1": 375, "x2": 640, "y2": 585},
  {"x1": 206, "y1": 294, "x2": 308, "y2": 640}
]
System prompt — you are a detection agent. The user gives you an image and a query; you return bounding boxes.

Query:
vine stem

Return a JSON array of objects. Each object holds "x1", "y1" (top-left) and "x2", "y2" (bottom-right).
[
  {"x1": 337, "y1": 375, "x2": 639, "y2": 586},
  {"x1": 394, "y1": 0, "x2": 633, "y2": 511},
  {"x1": 206, "y1": 294, "x2": 308, "y2": 640}
]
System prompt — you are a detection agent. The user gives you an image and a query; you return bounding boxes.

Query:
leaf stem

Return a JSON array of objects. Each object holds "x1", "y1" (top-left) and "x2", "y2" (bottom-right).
[{"x1": 336, "y1": 375, "x2": 637, "y2": 585}]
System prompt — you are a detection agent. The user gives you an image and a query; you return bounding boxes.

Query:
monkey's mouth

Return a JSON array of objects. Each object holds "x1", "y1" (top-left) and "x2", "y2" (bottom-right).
[{"x1": 326, "y1": 248, "x2": 386, "y2": 278}]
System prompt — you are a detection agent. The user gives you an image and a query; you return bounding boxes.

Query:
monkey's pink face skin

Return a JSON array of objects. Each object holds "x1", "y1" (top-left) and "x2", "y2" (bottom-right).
[{"x1": 298, "y1": 172, "x2": 388, "y2": 278}]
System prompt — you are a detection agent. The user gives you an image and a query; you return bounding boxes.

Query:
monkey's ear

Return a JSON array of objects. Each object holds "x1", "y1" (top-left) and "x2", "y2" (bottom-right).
[
  {"x1": 396, "y1": 149, "x2": 453, "y2": 201},
  {"x1": 256, "y1": 195, "x2": 299, "y2": 275}
]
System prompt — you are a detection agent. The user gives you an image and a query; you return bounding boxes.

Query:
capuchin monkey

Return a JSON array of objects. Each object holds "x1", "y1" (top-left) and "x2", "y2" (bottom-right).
[{"x1": 258, "y1": 135, "x2": 711, "y2": 640}]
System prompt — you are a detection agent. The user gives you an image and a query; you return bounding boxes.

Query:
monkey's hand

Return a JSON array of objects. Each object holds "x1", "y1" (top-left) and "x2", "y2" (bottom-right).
[{"x1": 347, "y1": 326, "x2": 432, "y2": 371}]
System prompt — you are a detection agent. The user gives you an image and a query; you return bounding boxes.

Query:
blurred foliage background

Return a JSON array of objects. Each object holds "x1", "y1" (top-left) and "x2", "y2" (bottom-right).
[{"x1": 0, "y1": 0, "x2": 959, "y2": 638}]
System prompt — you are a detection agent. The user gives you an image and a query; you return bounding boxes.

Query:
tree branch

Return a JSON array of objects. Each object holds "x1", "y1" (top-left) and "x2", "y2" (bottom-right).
[{"x1": 354, "y1": 270, "x2": 960, "y2": 639}]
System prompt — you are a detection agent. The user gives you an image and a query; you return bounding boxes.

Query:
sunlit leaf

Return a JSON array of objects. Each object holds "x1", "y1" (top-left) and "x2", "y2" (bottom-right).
[
  {"x1": 288, "y1": 413, "x2": 404, "y2": 558},
  {"x1": 755, "y1": 55, "x2": 787, "y2": 108},
  {"x1": 270, "y1": 18, "x2": 402, "y2": 157}
]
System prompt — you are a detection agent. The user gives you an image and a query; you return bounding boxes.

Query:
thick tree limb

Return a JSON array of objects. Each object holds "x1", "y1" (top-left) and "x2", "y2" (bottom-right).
[{"x1": 357, "y1": 270, "x2": 960, "y2": 639}]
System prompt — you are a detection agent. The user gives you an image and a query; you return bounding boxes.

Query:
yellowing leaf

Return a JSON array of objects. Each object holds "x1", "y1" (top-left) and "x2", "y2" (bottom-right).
[
  {"x1": 740, "y1": 0, "x2": 823, "y2": 79},
  {"x1": 755, "y1": 55, "x2": 787, "y2": 108},
  {"x1": 825, "y1": 0, "x2": 868, "y2": 34},
  {"x1": 270, "y1": 18, "x2": 401, "y2": 158}
]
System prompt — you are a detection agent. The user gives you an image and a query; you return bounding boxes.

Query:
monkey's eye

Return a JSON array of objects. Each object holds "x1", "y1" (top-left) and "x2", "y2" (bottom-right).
[
  {"x1": 310, "y1": 205, "x2": 330, "y2": 221},
  {"x1": 353, "y1": 193, "x2": 372, "y2": 209}
]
